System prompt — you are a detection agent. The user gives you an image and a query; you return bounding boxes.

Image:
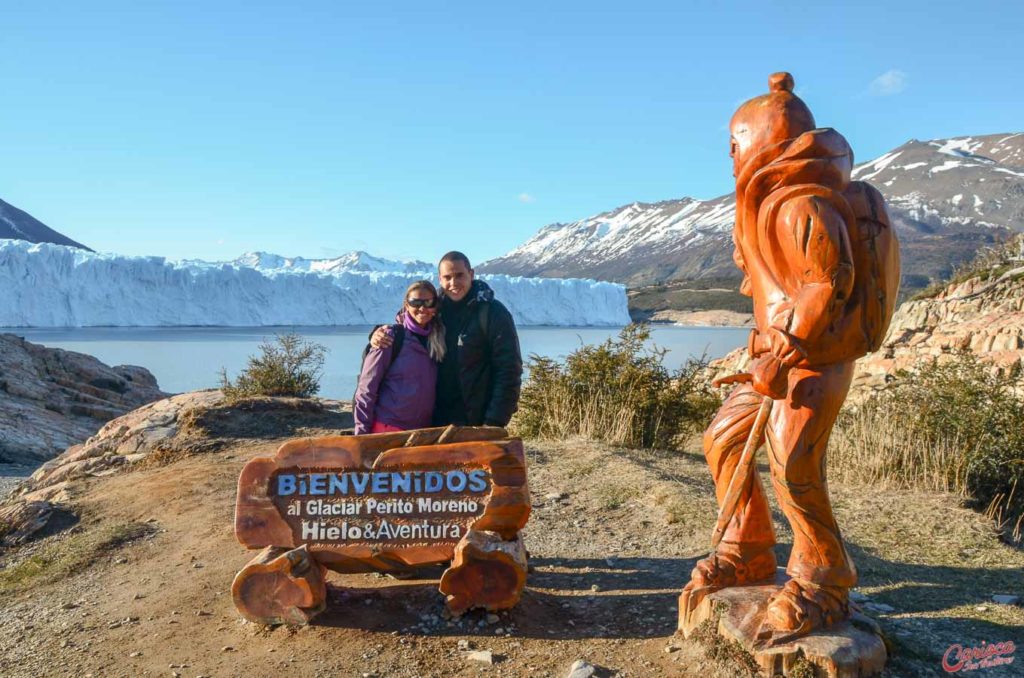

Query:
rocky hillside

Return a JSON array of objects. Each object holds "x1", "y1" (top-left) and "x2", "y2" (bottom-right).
[
  {"x1": 0, "y1": 198, "x2": 91, "y2": 250},
  {"x1": 481, "y1": 132, "x2": 1024, "y2": 295},
  {"x1": 707, "y1": 244, "x2": 1024, "y2": 399},
  {"x1": 0, "y1": 334, "x2": 166, "y2": 465},
  {"x1": 5, "y1": 391, "x2": 353, "y2": 523},
  {"x1": 853, "y1": 260, "x2": 1024, "y2": 396}
]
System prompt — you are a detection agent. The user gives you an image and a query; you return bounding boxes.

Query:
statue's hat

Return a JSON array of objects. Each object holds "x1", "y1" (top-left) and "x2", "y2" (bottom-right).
[{"x1": 731, "y1": 72, "x2": 816, "y2": 154}]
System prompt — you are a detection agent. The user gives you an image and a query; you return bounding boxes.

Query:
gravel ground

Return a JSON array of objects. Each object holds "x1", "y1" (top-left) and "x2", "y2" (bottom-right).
[{"x1": 2, "y1": 437, "x2": 1022, "y2": 677}]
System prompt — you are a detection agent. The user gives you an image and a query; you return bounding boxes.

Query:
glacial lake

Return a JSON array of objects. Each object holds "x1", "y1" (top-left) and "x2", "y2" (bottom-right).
[{"x1": 7, "y1": 326, "x2": 749, "y2": 400}]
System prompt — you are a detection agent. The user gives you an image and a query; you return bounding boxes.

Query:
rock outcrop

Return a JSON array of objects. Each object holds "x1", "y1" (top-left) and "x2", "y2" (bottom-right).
[
  {"x1": 853, "y1": 266, "x2": 1024, "y2": 396},
  {"x1": 0, "y1": 334, "x2": 167, "y2": 465},
  {"x1": 2, "y1": 391, "x2": 353, "y2": 545},
  {"x1": 708, "y1": 265, "x2": 1024, "y2": 399}
]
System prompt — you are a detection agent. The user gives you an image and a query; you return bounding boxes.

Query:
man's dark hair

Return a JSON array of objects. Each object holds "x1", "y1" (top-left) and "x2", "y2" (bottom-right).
[{"x1": 439, "y1": 251, "x2": 472, "y2": 269}]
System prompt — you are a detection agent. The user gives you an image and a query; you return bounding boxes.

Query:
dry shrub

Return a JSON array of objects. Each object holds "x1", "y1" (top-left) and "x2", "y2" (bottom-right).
[
  {"x1": 830, "y1": 351, "x2": 1024, "y2": 542},
  {"x1": 912, "y1": 232, "x2": 1024, "y2": 300},
  {"x1": 511, "y1": 324, "x2": 719, "y2": 449},
  {"x1": 689, "y1": 618, "x2": 760, "y2": 676},
  {"x1": 220, "y1": 333, "x2": 326, "y2": 402}
]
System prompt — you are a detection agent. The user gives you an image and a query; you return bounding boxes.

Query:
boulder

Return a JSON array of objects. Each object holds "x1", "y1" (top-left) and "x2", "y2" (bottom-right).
[{"x1": 0, "y1": 334, "x2": 166, "y2": 465}]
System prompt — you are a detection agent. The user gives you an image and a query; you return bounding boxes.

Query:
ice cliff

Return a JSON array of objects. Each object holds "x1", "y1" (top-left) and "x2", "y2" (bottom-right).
[{"x1": 0, "y1": 240, "x2": 630, "y2": 327}]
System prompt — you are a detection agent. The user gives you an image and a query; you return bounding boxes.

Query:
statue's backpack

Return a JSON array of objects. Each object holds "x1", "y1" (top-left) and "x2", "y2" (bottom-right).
[
  {"x1": 840, "y1": 180, "x2": 901, "y2": 355},
  {"x1": 760, "y1": 179, "x2": 901, "y2": 364}
]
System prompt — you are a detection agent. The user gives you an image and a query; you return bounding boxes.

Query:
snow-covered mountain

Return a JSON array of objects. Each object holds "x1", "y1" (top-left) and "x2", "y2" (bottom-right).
[
  {"x1": 480, "y1": 132, "x2": 1024, "y2": 291},
  {"x1": 0, "y1": 240, "x2": 629, "y2": 327},
  {"x1": 0, "y1": 198, "x2": 92, "y2": 251},
  {"x1": 227, "y1": 250, "x2": 432, "y2": 275}
]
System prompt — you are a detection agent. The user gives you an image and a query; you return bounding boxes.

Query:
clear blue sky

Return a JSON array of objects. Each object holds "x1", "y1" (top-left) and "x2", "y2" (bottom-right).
[{"x1": 2, "y1": 1, "x2": 1021, "y2": 264}]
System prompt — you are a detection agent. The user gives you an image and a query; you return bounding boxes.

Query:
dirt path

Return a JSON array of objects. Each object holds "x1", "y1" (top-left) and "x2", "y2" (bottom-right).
[{"x1": 2, "y1": 437, "x2": 1022, "y2": 677}]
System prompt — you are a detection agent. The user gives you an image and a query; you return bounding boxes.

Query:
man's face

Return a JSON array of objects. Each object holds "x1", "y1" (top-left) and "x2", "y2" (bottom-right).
[
  {"x1": 439, "y1": 260, "x2": 474, "y2": 302},
  {"x1": 729, "y1": 124, "x2": 751, "y2": 178}
]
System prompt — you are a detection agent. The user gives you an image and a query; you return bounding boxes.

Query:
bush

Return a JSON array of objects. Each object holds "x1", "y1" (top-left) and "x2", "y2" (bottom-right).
[
  {"x1": 511, "y1": 324, "x2": 720, "y2": 449},
  {"x1": 220, "y1": 333, "x2": 327, "y2": 401},
  {"x1": 830, "y1": 351, "x2": 1024, "y2": 541}
]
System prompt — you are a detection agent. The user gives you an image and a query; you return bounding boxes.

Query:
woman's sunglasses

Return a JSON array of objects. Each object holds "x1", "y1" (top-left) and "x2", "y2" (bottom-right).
[{"x1": 406, "y1": 297, "x2": 437, "y2": 309}]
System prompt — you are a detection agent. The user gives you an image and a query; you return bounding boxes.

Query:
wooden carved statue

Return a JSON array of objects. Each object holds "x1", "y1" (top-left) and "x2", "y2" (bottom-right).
[{"x1": 679, "y1": 73, "x2": 900, "y2": 645}]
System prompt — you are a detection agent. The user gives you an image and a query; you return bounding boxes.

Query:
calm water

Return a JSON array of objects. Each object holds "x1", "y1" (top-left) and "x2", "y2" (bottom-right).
[{"x1": 7, "y1": 325, "x2": 748, "y2": 399}]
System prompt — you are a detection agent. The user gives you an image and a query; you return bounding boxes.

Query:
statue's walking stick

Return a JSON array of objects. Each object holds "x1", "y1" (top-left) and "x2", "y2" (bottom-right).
[{"x1": 709, "y1": 373, "x2": 774, "y2": 550}]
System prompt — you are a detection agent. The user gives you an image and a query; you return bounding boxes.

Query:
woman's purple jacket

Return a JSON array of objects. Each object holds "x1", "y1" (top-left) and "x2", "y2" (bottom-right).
[{"x1": 353, "y1": 331, "x2": 438, "y2": 434}]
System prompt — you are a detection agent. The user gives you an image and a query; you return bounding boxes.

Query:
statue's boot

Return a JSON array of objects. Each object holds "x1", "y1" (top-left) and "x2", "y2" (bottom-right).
[
  {"x1": 683, "y1": 546, "x2": 776, "y2": 593},
  {"x1": 679, "y1": 545, "x2": 776, "y2": 633},
  {"x1": 761, "y1": 578, "x2": 849, "y2": 641}
]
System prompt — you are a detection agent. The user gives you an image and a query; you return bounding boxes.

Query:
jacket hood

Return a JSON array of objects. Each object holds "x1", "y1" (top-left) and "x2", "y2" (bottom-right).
[
  {"x1": 732, "y1": 128, "x2": 854, "y2": 305},
  {"x1": 470, "y1": 279, "x2": 495, "y2": 304},
  {"x1": 442, "y1": 279, "x2": 494, "y2": 305},
  {"x1": 736, "y1": 128, "x2": 853, "y2": 199}
]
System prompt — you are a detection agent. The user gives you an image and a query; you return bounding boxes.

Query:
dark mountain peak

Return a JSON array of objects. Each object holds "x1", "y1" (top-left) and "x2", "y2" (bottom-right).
[{"x1": 0, "y1": 198, "x2": 91, "y2": 251}]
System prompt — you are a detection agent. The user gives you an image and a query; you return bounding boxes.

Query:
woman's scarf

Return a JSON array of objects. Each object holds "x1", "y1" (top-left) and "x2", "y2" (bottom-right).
[{"x1": 401, "y1": 310, "x2": 432, "y2": 336}]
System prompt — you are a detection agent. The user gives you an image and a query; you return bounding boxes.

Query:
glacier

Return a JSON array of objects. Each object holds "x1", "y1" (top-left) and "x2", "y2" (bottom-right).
[{"x1": 0, "y1": 240, "x2": 630, "y2": 327}]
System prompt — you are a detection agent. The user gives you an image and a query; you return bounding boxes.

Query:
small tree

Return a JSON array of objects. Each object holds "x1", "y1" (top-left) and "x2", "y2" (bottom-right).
[{"x1": 220, "y1": 333, "x2": 327, "y2": 401}]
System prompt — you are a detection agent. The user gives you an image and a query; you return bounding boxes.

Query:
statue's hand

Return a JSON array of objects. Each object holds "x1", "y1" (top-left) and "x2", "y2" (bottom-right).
[
  {"x1": 750, "y1": 354, "x2": 789, "y2": 399},
  {"x1": 370, "y1": 326, "x2": 394, "y2": 349},
  {"x1": 765, "y1": 327, "x2": 805, "y2": 367}
]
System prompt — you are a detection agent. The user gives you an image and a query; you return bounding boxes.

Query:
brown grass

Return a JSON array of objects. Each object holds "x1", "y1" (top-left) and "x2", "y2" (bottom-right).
[
  {"x1": 831, "y1": 411, "x2": 1023, "y2": 543},
  {"x1": 829, "y1": 408, "x2": 970, "y2": 495},
  {"x1": 0, "y1": 522, "x2": 154, "y2": 593},
  {"x1": 690, "y1": 618, "x2": 760, "y2": 676}
]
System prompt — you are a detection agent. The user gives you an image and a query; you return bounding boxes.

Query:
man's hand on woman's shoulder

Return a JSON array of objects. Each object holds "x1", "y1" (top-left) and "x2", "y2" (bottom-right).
[{"x1": 370, "y1": 325, "x2": 395, "y2": 349}]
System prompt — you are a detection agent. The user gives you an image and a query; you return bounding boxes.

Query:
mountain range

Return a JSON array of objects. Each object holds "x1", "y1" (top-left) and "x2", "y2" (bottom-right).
[
  {"x1": 479, "y1": 132, "x2": 1024, "y2": 295},
  {"x1": 5, "y1": 132, "x2": 1021, "y2": 303},
  {"x1": 223, "y1": 251, "x2": 431, "y2": 275}
]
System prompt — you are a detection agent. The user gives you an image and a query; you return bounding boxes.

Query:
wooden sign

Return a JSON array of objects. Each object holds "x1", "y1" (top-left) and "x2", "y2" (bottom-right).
[{"x1": 232, "y1": 426, "x2": 530, "y2": 625}]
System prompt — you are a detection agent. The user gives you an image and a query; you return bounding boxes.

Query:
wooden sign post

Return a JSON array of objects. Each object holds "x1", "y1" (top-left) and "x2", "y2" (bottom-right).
[{"x1": 232, "y1": 426, "x2": 530, "y2": 625}]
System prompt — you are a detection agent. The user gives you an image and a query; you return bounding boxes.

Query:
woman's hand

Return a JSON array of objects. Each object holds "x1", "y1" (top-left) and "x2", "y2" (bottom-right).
[{"x1": 370, "y1": 325, "x2": 394, "y2": 349}]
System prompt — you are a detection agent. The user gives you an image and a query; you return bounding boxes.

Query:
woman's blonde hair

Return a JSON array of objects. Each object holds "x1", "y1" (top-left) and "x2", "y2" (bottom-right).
[{"x1": 403, "y1": 280, "x2": 446, "y2": 362}]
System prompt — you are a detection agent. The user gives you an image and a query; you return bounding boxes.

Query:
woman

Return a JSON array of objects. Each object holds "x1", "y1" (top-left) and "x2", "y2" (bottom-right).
[{"x1": 353, "y1": 280, "x2": 446, "y2": 434}]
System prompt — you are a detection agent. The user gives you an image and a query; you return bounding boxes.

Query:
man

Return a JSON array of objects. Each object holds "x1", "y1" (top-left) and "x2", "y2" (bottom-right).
[
  {"x1": 371, "y1": 251, "x2": 523, "y2": 428},
  {"x1": 680, "y1": 72, "x2": 899, "y2": 638}
]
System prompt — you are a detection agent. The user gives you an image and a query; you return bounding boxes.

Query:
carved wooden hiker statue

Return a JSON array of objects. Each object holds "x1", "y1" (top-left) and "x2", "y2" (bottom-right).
[{"x1": 679, "y1": 72, "x2": 900, "y2": 653}]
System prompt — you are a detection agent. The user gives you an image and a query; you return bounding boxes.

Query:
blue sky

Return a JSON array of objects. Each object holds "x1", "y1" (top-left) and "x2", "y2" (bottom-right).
[{"x1": 2, "y1": 1, "x2": 1022, "y2": 265}]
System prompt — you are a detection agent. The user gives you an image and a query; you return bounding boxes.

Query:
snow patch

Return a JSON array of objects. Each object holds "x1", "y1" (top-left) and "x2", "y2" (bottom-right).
[
  {"x1": 851, "y1": 151, "x2": 902, "y2": 180},
  {"x1": 929, "y1": 137, "x2": 984, "y2": 157},
  {"x1": 930, "y1": 160, "x2": 966, "y2": 173},
  {"x1": 0, "y1": 215, "x2": 29, "y2": 239}
]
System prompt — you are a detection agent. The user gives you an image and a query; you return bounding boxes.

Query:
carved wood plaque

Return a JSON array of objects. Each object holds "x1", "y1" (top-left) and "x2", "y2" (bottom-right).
[{"x1": 234, "y1": 427, "x2": 531, "y2": 573}]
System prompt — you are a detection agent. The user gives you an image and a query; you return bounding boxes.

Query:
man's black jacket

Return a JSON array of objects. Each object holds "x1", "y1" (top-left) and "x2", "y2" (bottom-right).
[{"x1": 433, "y1": 280, "x2": 522, "y2": 427}]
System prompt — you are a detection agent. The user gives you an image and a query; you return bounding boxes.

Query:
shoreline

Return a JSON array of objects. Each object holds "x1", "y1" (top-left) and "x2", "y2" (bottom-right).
[
  {"x1": 0, "y1": 464, "x2": 33, "y2": 500},
  {"x1": 645, "y1": 309, "x2": 755, "y2": 328}
]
